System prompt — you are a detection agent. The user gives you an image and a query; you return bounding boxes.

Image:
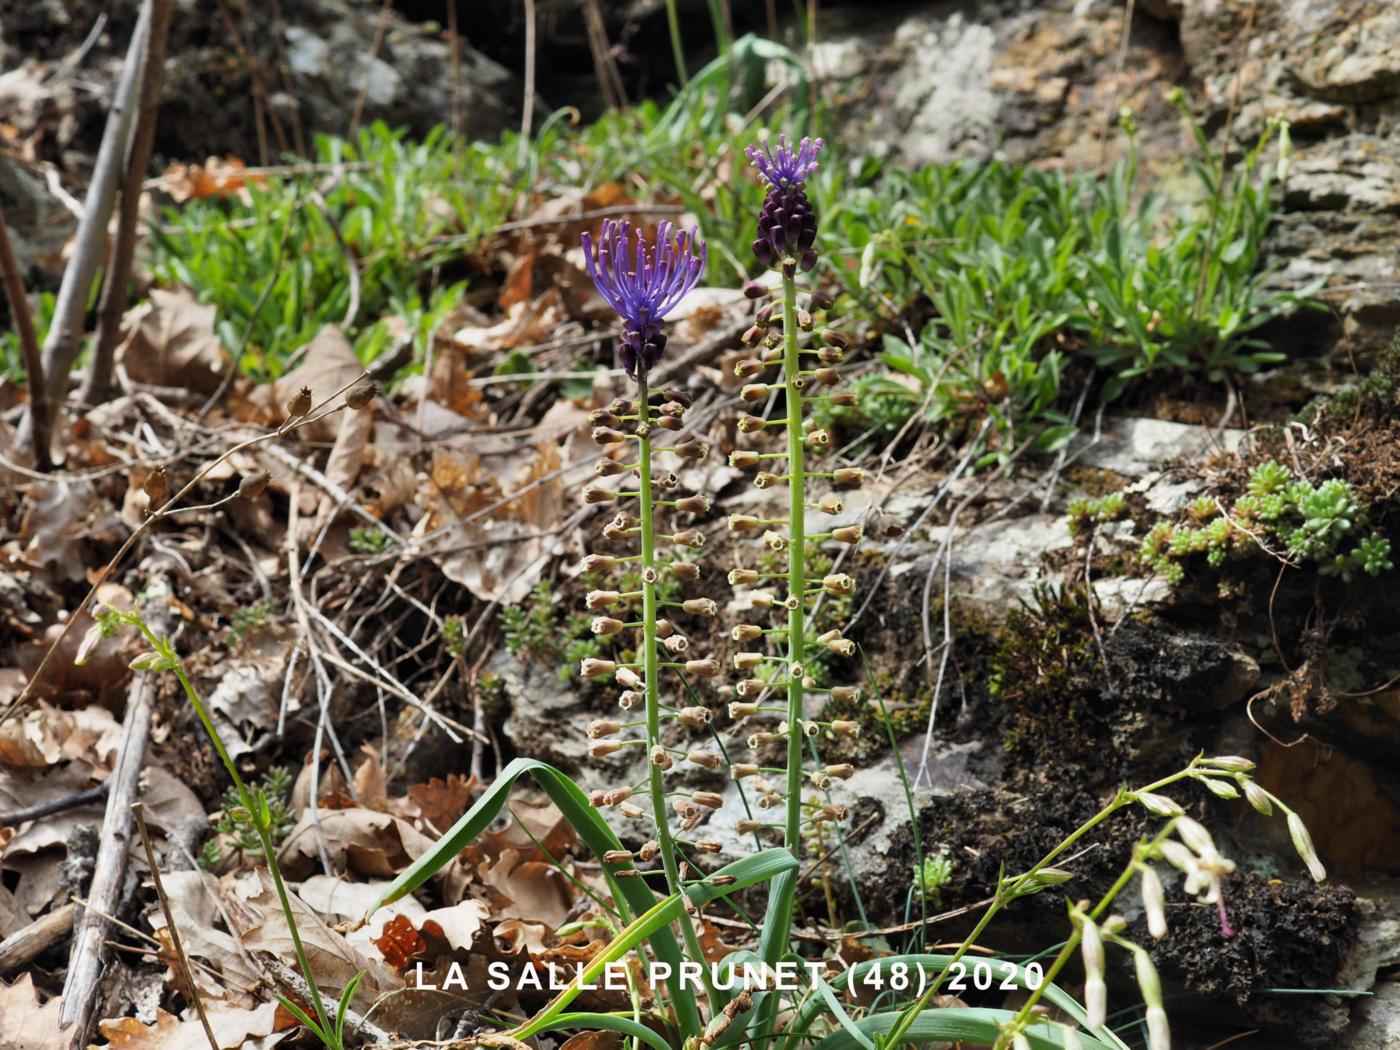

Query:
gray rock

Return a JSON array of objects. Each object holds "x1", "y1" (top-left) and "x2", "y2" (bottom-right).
[{"x1": 1075, "y1": 417, "x2": 1245, "y2": 477}]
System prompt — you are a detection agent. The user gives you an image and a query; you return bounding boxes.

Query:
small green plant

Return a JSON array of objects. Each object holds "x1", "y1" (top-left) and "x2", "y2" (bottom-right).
[
  {"x1": 1067, "y1": 491, "x2": 1128, "y2": 536},
  {"x1": 1142, "y1": 461, "x2": 1394, "y2": 582},
  {"x1": 202, "y1": 766, "x2": 295, "y2": 868},
  {"x1": 915, "y1": 854, "x2": 954, "y2": 905},
  {"x1": 348, "y1": 528, "x2": 395, "y2": 555},
  {"x1": 226, "y1": 598, "x2": 277, "y2": 645}
]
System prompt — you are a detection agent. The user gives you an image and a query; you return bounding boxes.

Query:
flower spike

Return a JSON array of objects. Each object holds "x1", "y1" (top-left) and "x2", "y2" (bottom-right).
[
  {"x1": 746, "y1": 135, "x2": 824, "y2": 272},
  {"x1": 581, "y1": 219, "x2": 708, "y2": 377}
]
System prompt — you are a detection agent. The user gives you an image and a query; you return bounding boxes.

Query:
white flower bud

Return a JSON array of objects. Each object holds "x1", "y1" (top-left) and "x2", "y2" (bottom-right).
[
  {"x1": 1141, "y1": 865, "x2": 1168, "y2": 939},
  {"x1": 1243, "y1": 780, "x2": 1273, "y2": 816},
  {"x1": 1287, "y1": 810, "x2": 1327, "y2": 882},
  {"x1": 1136, "y1": 792, "x2": 1185, "y2": 817}
]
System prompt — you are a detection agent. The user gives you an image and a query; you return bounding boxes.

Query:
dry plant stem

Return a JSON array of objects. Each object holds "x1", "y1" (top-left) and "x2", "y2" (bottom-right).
[
  {"x1": 0, "y1": 782, "x2": 108, "y2": 827},
  {"x1": 82, "y1": 0, "x2": 174, "y2": 408},
  {"x1": 349, "y1": 0, "x2": 393, "y2": 138},
  {"x1": 636, "y1": 374, "x2": 719, "y2": 1015},
  {"x1": 882, "y1": 762, "x2": 1205, "y2": 1047},
  {"x1": 59, "y1": 575, "x2": 172, "y2": 1036},
  {"x1": 131, "y1": 801, "x2": 218, "y2": 1050},
  {"x1": 0, "y1": 372, "x2": 367, "y2": 729},
  {"x1": 260, "y1": 955, "x2": 390, "y2": 1045},
  {"x1": 0, "y1": 903, "x2": 75, "y2": 976},
  {"x1": 0, "y1": 206, "x2": 51, "y2": 470},
  {"x1": 30, "y1": 0, "x2": 151, "y2": 450}
]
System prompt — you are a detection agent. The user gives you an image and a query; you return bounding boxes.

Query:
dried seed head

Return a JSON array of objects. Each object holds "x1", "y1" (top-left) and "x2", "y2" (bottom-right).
[
  {"x1": 833, "y1": 466, "x2": 865, "y2": 487},
  {"x1": 586, "y1": 590, "x2": 621, "y2": 610},
  {"x1": 587, "y1": 720, "x2": 621, "y2": 739},
  {"x1": 672, "y1": 798, "x2": 701, "y2": 822},
  {"x1": 590, "y1": 740, "x2": 624, "y2": 757},
  {"x1": 581, "y1": 658, "x2": 616, "y2": 678},
  {"x1": 809, "y1": 771, "x2": 833, "y2": 790},
  {"x1": 833, "y1": 525, "x2": 863, "y2": 544},
  {"x1": 728, "y1": 514, "x2": 762, "y2": 533},
  {"x1": 687, "y1": 750, "x2": 722, "y2": 769},
  {"x1": 651, "y1": 745, "x2": 673, "y2": 770},
  {"x1": 653, "y1": 471, "x2": 679, "y2": 489},
  {"x1": 756, "y1": 792, "x2": 783, "y2": 810},
  {"x1": 738, "y1": 414, "x2": 768, "y2": 433},
  {"x1": 663, "y1": 634, "x2": 689, "y2": 654},
  {"x1": 686, "y1": 659, "x2": 720, "y2": 679},
  {"x1": 828, "y1": 638, "x2": 856, "y2": 657},
  {"x1": 820, "y1": 803, "x2": 848, "y2": 821},
  {"x1": 236, "y1": 470, "x2": 271, "y2": 501},
  {"x1": 287, "y1": 386, "x2": 313, "y2": 419},
  {"x1": 670, "y1": 560, "x2": 700, "y2": 582},
  {"x1": 734, "y1": 652, "x2": 765, "y2": 671},
  {"x1": 692, "y1": 791, "x2": 724, "y2": 809},
  {"x1": 736, "y1": 679, "x2": 766, "y2": 698},
  {"x1": 729, "y1": 568, "x2": 760, "y2": 586},
  {"x1": 616, "y1": 667, "x2": 643, "y2": 689},
  {"x1": 748, "y1": 732, "x2": 779, "y2": 749},
  {"x1": 808, "y1": 428, "x2": 832, "y2": 448},
  {"x1": 346, "y1": 382, "x2": 378, "y2": 410},
  {"x1": 731, "y1": 623, "x2": 763, "y2": 642},
  {"x1": 678, "y1": 706, "x2": 712, "y2": 727},
  {"x1": 683, "y1": 598, "x2": 717, "y2": 617},
  {"x1": 754, "y1": 471, "x2": 781, "y2": 489}
]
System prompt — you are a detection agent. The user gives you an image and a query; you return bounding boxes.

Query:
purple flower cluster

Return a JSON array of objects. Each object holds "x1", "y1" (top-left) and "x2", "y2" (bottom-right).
[
  {"x1": 746, "y1": 135, "x2": 823, "y2": 272},
  {"x1": 581, "y1": 219, "x2": 707, "y2": 378}
]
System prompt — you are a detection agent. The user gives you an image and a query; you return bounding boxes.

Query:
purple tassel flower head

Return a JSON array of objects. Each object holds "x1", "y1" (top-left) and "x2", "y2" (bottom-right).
[
  {"x1": 746, "y1": 134, "x2": 823, "y2": 273},
  {"x1": 581, "y1": 219, "x2": 707, "y2": 378}
]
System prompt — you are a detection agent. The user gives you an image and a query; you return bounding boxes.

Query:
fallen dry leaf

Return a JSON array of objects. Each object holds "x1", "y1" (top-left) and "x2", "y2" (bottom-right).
[
  {"x1": 146, "y1": 869, "x2": 260, "y2": 1005},
  {"x1": 270, "y1": 325, "x2": 364, "y2": 442},
  {"x1": 276, "y1": 807, "x2": 435, "y2": 880},
  {"x1": 116, "y1": 287, "x2": 230, "y2": 395},
  {"x1": 155, "y1": 155, "x2": 265, "y2": 202},
  {"x1": 0, "y1": 973, "x2": 66, "y2": 1050},
  {"x1": 94, "y1": 999, "x2": 287, "y2": 1050}
]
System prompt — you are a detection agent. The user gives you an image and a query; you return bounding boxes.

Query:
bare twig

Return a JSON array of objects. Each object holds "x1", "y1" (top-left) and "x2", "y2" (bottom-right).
[
  {"x1": 132, "y1": 802, "x2": 218, "y2": 1050},
  {"x1": 28, "y1": 0, "x2": 153, "y2": 458},
  {"x1": 0, "y1": 904, "x2": 76, "y2": 976},
  {"x1": 0, "y1": 205, "x2": 50, "y2": 470},
  {"x1": 259, "y1": 953, "x2": 391, "y2": 1044},
  {"x1": 520, "y1": 0, "x2": 539, "y2": 160},
  {"x1": 60, "y1": 573, "x2": 174, "y2": 1037},
  {"x1": 0, "y1": 782, "x2": 108, "y2": 827},
  {"x1": 82, "y1": 0, "x2": 175, "y2": 408}
]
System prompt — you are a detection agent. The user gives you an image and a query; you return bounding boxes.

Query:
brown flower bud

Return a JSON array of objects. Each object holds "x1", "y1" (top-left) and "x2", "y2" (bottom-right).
[
  {"x1": 733, "y1": 652, "x2": 764, "y2": 671},
  {"x1": 820, "y1": 329, "x2": 848, "y2": 349},
  {"x1": 686, "y1": 659, "x2": 720, "y2": 679},
  {"x1": 754, "y1": 471, "x2": 780, "y2": 489},
  {"x1": 670, "y1": 560, "x2": 700, "y2": 582},
  {"x1": 616, "y1": 667, "x2": 643, "y2": 689},
  {"x1": 237, "y1": 470, "x2": 270, "y2": 500},
  {"x1": 673, "y1": 439, "x2": 708, "y2": 460},
  {"x1": 818, "y1": 345, "x2": 845, "y2": 365},
  {"x1": 741, "y1": 325, "x2": 764, "y2": 346},
  {"x1": 581, "y1": 554, "x2": 617, "y2": 572},
  {"x1": 734, "y1": 359, "x2": 767, "y2": 379},
  {"x1": 728, "y1": 514, "x2": 762, "y2": 533},
  {"x1": 587, "y1": 720, "x2": 622, "y2": 739},
  {"x1": 591, "y1": 616, "x2": 625, "y2": 636},
  {"x1": 581, "y1": 658, "x2": 616, "y2": 678},
  {"x1": 592, "y1": 426, "x2": 626, "y2": 445},
  {"x1": 287, "y1": 386, "x2": 313, "y2": 419},
  {"x1": 682, "y1": 598, "x2": 717, "y2": 617},
  {"x1": 688, "y1": 750, "x2": 722, "y2": 769},
  {"x1": 833, "y1": 525, "x2": 863, "y2": 544},
  {"x1": 678, "y1": 706, "x2": 713, "y2": 727},
  {"x1": 824, "y1": 764, "x2": 855, "y2": 780},
  {"x1": 833, "y1": 467, "x2": 865, "y2": 487},
  {"x1": 829, "y1": 392, "x2": 858, "y2": 407},
  {"x1": 736, "y1": 679, "x2": 766, "y2": 698},
  {"x1": 675, "y1": 494, "x2": 711, "y2": 515},
  {"x1": 796, "y1": 308, "x2": 813, "y2": 330},
  {"x1": 654, "y1": 414, "x2": 682, "y2": 431},
  {"x1": 595, "y1": 458, "x2": 627, "y2": 477},
  {"x1": 673, "y1": 528, "x2": 706, "y2": 549},
  {"x1": 603, "y1": 850, "x2": 634, "y2": 864},
  {"x1": 583, "y1": 484, "x2": 617, "y2": 504},
  {"x1": 740, "y1": 384, "x2": 770, "y2": 404},
  {"x1": 738, "y1": 414, "x2": 768, "y2": 433},
  {"x1": 692, "y1": 791, "x2": 724, "y2": 809},
  {"x1": 729, "y1": 450, "x2": 761, "y2": 469},
  {"x1": 590, "y1": 740, "x2": 624, "y2": 757},
  {"x1": 588, "y1": 409, "x2": 620, "y2": 426},
  {"x1": 586, "y1": 590, "x2": 621, "y2": 610},
  {"x1": 811, "y1": 290, "x2": 835, "y2": 310},
  {"x1": 814, "y1": 368, "x2": 840, "y2": 386},
  {"x1": 346, "y1": 382, "x2": 378, "y2": 410},
  {"x1": 654, "y1": 618, "x2": 674, "y2": 638}
]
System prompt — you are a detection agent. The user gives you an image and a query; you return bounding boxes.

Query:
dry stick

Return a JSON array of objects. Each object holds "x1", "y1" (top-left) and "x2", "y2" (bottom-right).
[
  {"x1": 82, "y1": 0, "x2": 175, "y2": 408},
  {"x1": 29, "y1": 0, "x2": 152, "y2": 457},
  {"x1": 59, "y1": 573, "x2": 174, "y2": 1038},
  {"x1": 0, "y1": 206, "x2": 51, "y2": 470},
  {"x1": 349, "y1": 0, "x2": 394, "y2": 139},
  {"x1": 131, "y1": 802, "x2": 218, "y2": 1050},
  {"x1": 0, "y1": 374, "x2": 367, "y2": 730},
  {"x1": 258, "y1": 954, "x2": 391, "y2": 1045},
  {"x1": 0, "y1": 903, "x2": 76, "y2": 976},
  {"x1": 519, "y1": 0, "x2": 538, "y2": 163},
  {"x1": 0, "y1": 782, "x2": 108, "y2": 827}
]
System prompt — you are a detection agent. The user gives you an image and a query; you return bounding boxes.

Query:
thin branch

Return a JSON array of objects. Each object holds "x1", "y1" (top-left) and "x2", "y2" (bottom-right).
[{"x1": 0, "y1": 205, "x2": 50, "y2": 470}]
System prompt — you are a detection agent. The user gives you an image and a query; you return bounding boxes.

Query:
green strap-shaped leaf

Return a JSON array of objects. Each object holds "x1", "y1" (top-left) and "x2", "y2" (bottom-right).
[
  {"x1": 538, "y1": 1013, "x2": 672, "y2": 1050},
  {"x1": 364, "y1": 757, "x2": 701, "y2": 1034},
  {"x1": 813, "y1": 1007, "x2": 1114, "y2": 1050}
]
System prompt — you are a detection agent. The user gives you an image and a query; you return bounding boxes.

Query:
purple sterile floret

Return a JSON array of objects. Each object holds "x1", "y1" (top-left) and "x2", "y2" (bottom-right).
[
  {"x1": 581, "y1": 219, "x2": 707, "y2": 377},
  {"x1": 746, "y1": 135, "x2": 823, "y2": 272}
]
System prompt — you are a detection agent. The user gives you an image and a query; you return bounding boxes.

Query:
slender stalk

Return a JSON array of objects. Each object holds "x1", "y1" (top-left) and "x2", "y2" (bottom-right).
[
  {"x1": 782, "y1": 271, "x2": 806, "y2": 872},
  {"x1": 0, "y1": 206, "x2": 51, "y2": 471},
  {"x1": 636, "y1": 376, "x2": 717, "y2": 1024},
  {"x1": 664, "y1": 0, "x2": 688, "y2": 86},
  {"x1": 142, "y1": 625, "x2": 339, "y2": 1046}
]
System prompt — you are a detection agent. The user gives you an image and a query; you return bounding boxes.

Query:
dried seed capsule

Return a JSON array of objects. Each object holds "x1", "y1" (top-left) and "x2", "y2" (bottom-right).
[
  {"x1": 595, "y1": 458, "x2": 626, "y2": 477},
  {"x1": 734, "y1": 359, "x2": 767, "y2": 379},
  {"x1": 589, "y1": 790, "x2": 609, "y2": 806},
  {"x1": 588, "y1": 409, "x2": 621, "y2": 427},
  {"x1": 729, "y1": 568, "x2": 760, "y2": 587},
  {"x1": 673, "y1": 439, "x2": 708, "y2": 460},
  {"x1": 754, "y1": 471, "x2": 780, "y2": 489},
  {"x1": 587, "y1": 720, "x2": 622, "y2": 739},
  {"x1": 748, "y1": 732, "x2": 779, "y2": 749},
  {"x1": 618, "y1": 690, "x2": 642, "y2": 710},
  {"x1": 692, "y1": 792, "x2": 724, "y2": 809},
  {"x1": 733, "y1": 652, "x2": 765, "y2": 670},
  {"x1": 586, "y1": 590, "x2": 621, "y2": 610},
  {"x1": 829, "y1": 392, "x2": 857, "y2": 407},
  {"x1": 581, "y1": 554, "x2": 617, "y2": 573},
  {"x1": 732, "y1": 764, "x2": 760, "y2": 780},
  {"x1": 820, "y1": 329, "x2": 848, "y2": 349},
  {"x1": 736, "y1": 818, "x2": 763, "y2": 833},
  {"x1": 822, "y1": 574, "x2": 856, "y2": 596},
  {"x1": 730, "y1": 450, "x2": 761, "y2": 469},
  {"x1": 638, "y1": 840, "x2": 661, "y2": 861},
  {"x1": 663, "y1": 635, "x2": 689, "y2": 654},
  {"x1": 672, "y1": 529, "x2": 705, "y2": 549},
  {"x1": 814, "y1": 367, "x2": 840, "y2": 386},
  {"x1": 654, "y1": 471, "x2": 679, "y2": 489},
  {"x1": 670, "y1": 560, "x2": 700, "y2": 582},
  {"x1": 651, "y1": 745, "x2": 673, "y2": 770},
  {"x1": 736, "y1": 679, "x2": 766, "y2": 698},
  {"x1": 833, "y1": 525, "x2": 863, "y2": 544},
  {"x1": 591, "y1": 617, "x2": 625, "y2": 636},
  {"x1": 796, "y1": 308, "x2": 813, "y2": 330},
  {"x1": 825, "y1": 764, "x2": 855, "y2": 780},
  {"x1": 809, "y1": 772, "x2": 833, "y2": 790},
  {"x1": 619, "y1": 802, "x2": 646, "y2": 819},
  {"x1": 694, "y1": 840, "x2": 723, "y2": 854},
  {"x1": 678, "y1": 706, "x2": 712, "y2": 727},
  {"x1": 762, "y1": 530, "x2": 788, "y2": 552},
  {"x1": 833, "y1": 467, "x2": 865, "y2": 487},
  {"x1": 740, "y1": 384, "x2": 770, "y2": 404},
  {"x1": 729, "y1": 701, "x2": 759, "y2": 720},
  {"x1": 581, "y1": 658, "x2": 616, "y2": 678},
  {"x1": 808, "y1": 428, "x2": 832, "y2": 448},
  {"x1": 675, "y1": 494, "x2": 711, "y2": 515},
  {"x1": 728, "y1": 514, "x2": 762, "y2": 532},
  {"x1": 686, "y1": 659, "x2": 721, "y2": 679},
  {"x1": 738, "y1": 414, "x2": 769, "y2": 433},
  {"x1": 592, "y1": 426, "x2": 627, "y2": 445},
  {"x1": 819, "y1": 495, "x2": 844, "y2": 515},
  {"x1": 603, "y1": 850, "x2": 634, "y2": 864},
  {"x1": 616, "y1": 667, "x2": 643, "y2": 689},
  {"x1": 237, "y1": 471, "x2": 270, "y2": 500},
  {"x1": 827, "y1": 638, "x2": 856, "y2": 657},
  {"x1": 687, "y1": 750, "x2": 722, "y2": 769},
  {"x1": 731, "y1": 624, "x2": 763, "y2": 642},
  {"x1": 346, "y1": 382, "x2": 378, "y2": 410},
  {"x1": 830, "y1": 720, "x2": 861, "y2": 737},
  {"x1": 590, "y1": 740, "x2": 624, "y2": 757},
  {"x1": 654, "y1": 618, "x2": 673, "y2": 638},
  {"x1": 682, "y1": 598, "x2": 717, "y2": 617},
  {"x1": 287, "y1": 386, "x2": 313, "y2": 419},
  {"x1": 583, "y1": 485, "x2": 617, "y2": 504}
]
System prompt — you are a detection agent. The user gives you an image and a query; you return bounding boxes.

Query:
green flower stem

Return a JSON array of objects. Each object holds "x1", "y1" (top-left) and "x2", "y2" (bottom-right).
[
  {"x1": 664, "y1": 0, "x2": 687, "y2": 86},
  {"x1": 635, "y1": 376, "x2": 722, "y2": 1022},
  {"x1": 880, "y1": 762, "x2": 1204, "y2": 1048},
  {"x1": 138, "y1": 623, "x2": 339, "y2": 1047}
]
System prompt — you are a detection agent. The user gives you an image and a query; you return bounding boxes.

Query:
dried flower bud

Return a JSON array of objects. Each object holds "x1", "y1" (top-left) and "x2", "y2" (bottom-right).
[
  {"x1": 663, "y1": 634, "x2": 689, "y2": 655},
  {"x1": 1136, "y1": 792, "x2": 1184, "y2": 818},
  {"x1": 688, "y1": 750, "x2": 722, "y2": 770},
  {"x1": 756, "y1": 792, "x2": 783, "y2": 810},
  {"x1": 738, "y1": 414, "x2": 768, "y2": 433},
  {"x1": 754, "y1": 471, "x2": 781, "y2": 490},
  {"x1": 586, "y1": 590, "x2": 621, "y2": 610},
  {"x1": 743, "y1": 280, "x2": 768, "y2": 300},
  {"x1": 833, "y1": 466, "x2": 864, "y2": 487},
  {"x1": 619, "y1": 802, "x2": 646, "y2": 819},
  {"x1": 736, "y1": 679, "x2": 766, "y2": 698},
  {"x1": 819, "y1": 495, "x2": 844, "y2": 515},
  {"x1": 740, "y1": 384, "x2": 770, "y2": 404},
  {"x1": 606, "y1": 788, "x2": 634, "y2": 805},
  {"x1": 653, "y1": 471, "x2": 679, "y2": 489},
  {"x1": 655, "y1": 414, "x2": 682, "y2": 431},
  {"x1": 694, "y1": 840, "x2": 723, "y2": 854},
  {"x1": 589, "y1": 790, "x2": 609, "y2": 806},
  {"x1": 346, "y1": 382, "x2": 378, "y2": 410},
  {"x1": 673, "y1": 529, "x2": 706, "y2": 549},
  {"x1": 729, "y1": 701, "x2": 759, "y2": 720},
  {"x1": 678, "y1": 706, "x2": 713, "y2": 728},
  {"x1": 654, "y1": 618, "x2": 674, "y2": 638},
  {"x1": 822, "y1": 574, "x2": 856, "y2": 596},
  {"x1": 1140, "y1": 865, "x2": 1168, "y2": 939},
  {"x1": 682, "y1": 598, "x2": 717, "y2": 617},
  {"x1": 830, "y1": 686, "x2": 862, "y2": 703},
  {"x1": 814, "y1": 367, "x2": 840, "y2": 387},
  {"x1": 583, "y1": 485, "x2": 617, "y2": 504},
  {"x1": 237, "y1": 471, "x2": 271, "y2": 500},
  {"x1": 827, "y1": 638, "x2": 856, "y2": 657},
  {"x1": 672, "y1": 798, "x2": 701, "y2": 823},
  {"x1": 746, "y1": 591, "x2": 776, "y2": 609},
  {"x1": 729, "y1": 568, "x2": 760, "y2": 586},
  {"x1": 820, "y1": 804, "x2": 848, "y2": 821},
  {"x1": 796, "y1": 308, "x2": 813, "y2": 330},
  {"x1": 651, "y1": 745, "x2": 673, "y2": 770},
  {"x1": 587, "y1": 720, "x2": 622, "y2": 739},
  {"x1": 653, "y1": 563, "x2": 694, "y2": 590},
  {"x1": 603, "y1": 850, "x2": 634, "y2": 864},
  {"x1": 1287, "y1": 810, "x2": 1327, "y2": 881},
  {"x1": 686, "y1": 659, "x2": 720, "y2": 679},
  {"x1": 287, "y1": 386, "x2": 313, "y2": 419},
  {"x1": 734, "y1": 652, "x2": 765, "y2": 671},
  {"x1": 818, "y1": 346, "x2": 845, "y2": 365},
  {"x1": 809, "y1": 772, "x2": 833, "y2": 790},
  {"x1": 833, "y1": 525, "x2": 863, "y2": 544},
  {"x1": 581, "y1": 658, "x2": 616, "y2": 678},
  {"x1": 616, "y1": 667, "x2": 643, "y2": 689},
  {"x1": 590, "y1": 740, "x2": 624, "y2": 757},
  {"x1": 731, "y1": 624, "x2": 763, "y2": 642},
  {"x1": 638, "y1": 840, "x2": 661, "y2": 861},
  {"x1": 593, "y1": 426, "x2": 627, "y2": 445},
  {"x1": 581, "y1": 555, "x2": 617, "y2": 574},
  {"x1": 595, "y1": 458, "x2": 627, "y2": 477},
  {"x1": 824, "y1": 764, "x2": 855, "y2": 780},
  {"x1": 589, "y1": 409, "x2": 621, "y2": 427},
  {"x1": 820, "y1": 329, "x2": 848, "y2": 349},
  {"x1": 741, "y1": 325, "x2": 764, "y2": 346},
  {"x1": 729, "y1": 514, "x2": 762, "y2": 532},
  {"x1": 734, "y1": 359, "x2": 767, "y2": 379},
  {"x1": 736, "y1": 819, "x2": 763, "y2": 833},
  {"x1": 692, "y1": 791, "x2": 724, "y2": 809},
  {"x1": 675, "y1": 494, "x2": 711, "y2": 515},
  {"x1": 142, "y1": 467, "x2": 168, "y2": 507},
  {"x1": 829, "y1": 392, "x2": 857, "y2": 407},
  {"x1": 830, "y1": 720, "x2": 861, "y2": 737},
  {"x1": 674, "y1": 440, "x2": 708, "y2": 460}
]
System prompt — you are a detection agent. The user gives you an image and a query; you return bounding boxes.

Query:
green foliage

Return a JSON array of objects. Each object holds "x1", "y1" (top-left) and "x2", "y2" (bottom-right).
[
  {"x1": 226, "y1": 598, "x2": 278, "y2": 645},
  {"x1": 1067, "y1": 491, "x2": 1127, "y2": 536},
  {"x1": 915, "y1": 854, "x2": 954, "y2": 905},
  {"x1": 202, "y1": 766, "x2": 295, "y2": 868},
  {"x1": 0, "y1": 291, "x2": 56, "y2": 382},
  {"x1": 501, "y1": 579, "x2": 609, "y2": 683},
  {"x1": 1143, "y1": 461, "x2": 1394, "y2": 582},
  {"x1": 348, "y1": 527, "x2": 395, "y2": 554}
]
